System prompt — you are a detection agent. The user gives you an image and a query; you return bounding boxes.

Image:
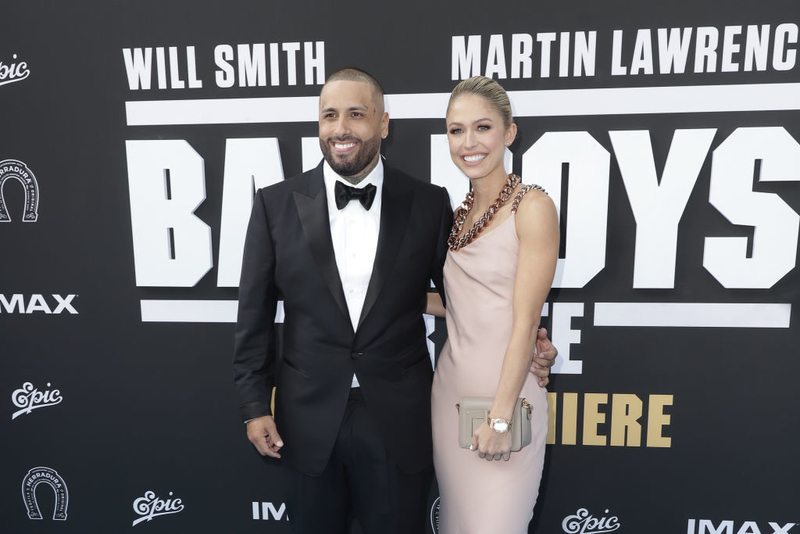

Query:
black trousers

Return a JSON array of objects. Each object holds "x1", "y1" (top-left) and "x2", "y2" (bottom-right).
[{"x1": 284, "y1": 388, "x2": 433, "y2": 534}]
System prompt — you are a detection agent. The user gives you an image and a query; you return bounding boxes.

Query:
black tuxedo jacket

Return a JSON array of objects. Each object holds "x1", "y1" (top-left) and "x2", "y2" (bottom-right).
[{"x1": 233, "y1": 161, "x2": 452, "y2": 476}]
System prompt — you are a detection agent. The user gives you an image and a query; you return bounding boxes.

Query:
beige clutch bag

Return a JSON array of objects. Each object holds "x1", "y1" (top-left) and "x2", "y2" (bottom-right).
[{"x1": 456, "y1": 397, "x2": 532, "y2": 451}]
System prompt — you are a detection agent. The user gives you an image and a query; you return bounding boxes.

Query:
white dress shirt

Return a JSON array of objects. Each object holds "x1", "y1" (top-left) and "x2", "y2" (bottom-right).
[{"x1": 323, "y1": 159, "x2": 384, "y2": 388}]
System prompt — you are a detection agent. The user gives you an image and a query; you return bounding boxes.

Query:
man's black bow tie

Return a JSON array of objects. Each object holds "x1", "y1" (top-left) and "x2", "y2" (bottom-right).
[{"x1": 334, "y1": 181, "x2": 377, "y2": 210}]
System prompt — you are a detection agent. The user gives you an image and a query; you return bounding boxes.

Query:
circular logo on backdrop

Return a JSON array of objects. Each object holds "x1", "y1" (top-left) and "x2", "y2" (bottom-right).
[
  {"x1": 0, "y1": 159, "x2": 39, "y2": 222},
  {"x1": 430, "y1": 496, "x2": 440, "y2": 533}
]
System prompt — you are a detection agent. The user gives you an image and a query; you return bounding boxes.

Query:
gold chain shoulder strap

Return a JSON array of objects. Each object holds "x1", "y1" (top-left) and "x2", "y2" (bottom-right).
[{"x1": 510, "y1": 183, "x2": 547, "y2": 213}]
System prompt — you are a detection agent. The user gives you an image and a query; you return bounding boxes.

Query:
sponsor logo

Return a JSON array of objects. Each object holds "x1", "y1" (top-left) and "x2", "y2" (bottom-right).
[
  {"x1": 687, "y1": 519, "x2": 797, "y2": 534},
  {"x1": 132, "y1": 490, "x2": 184, "y2": 526},
  {"x1": 562, "y1": 508, "x2": 620, "y2": 534},
  {"x1": 11, "y1": 382, "x2": 63, "y2": 420},
  {"x1": 0, "y1": 294, "x2": 78, "y2": 314},
  {"x1": 21, "y1": 467, "x2": 68, "y2": 521},
  {"x1": 430, "y1": 496, "x2": 440, "y2": 533},
  {"x1": 0, "y1": 159, "x2": 38, "y2": 222},
  {"x1": 0, "y1": 54, "x2": 30, "y2": 87},
  {"x1": 252, "y1": 502, "x2": 289, "y2": 521}
]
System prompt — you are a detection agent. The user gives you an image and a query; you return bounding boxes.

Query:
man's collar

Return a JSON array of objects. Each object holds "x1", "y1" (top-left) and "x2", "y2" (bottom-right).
[{"x1": 323, "y1": 157, "x2": 384, "y2": 191}]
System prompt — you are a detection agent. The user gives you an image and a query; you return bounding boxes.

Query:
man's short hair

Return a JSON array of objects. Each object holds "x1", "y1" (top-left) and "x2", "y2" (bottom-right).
[{"x1": 325, "y1": 68, "x2": 384, "y2": 104}]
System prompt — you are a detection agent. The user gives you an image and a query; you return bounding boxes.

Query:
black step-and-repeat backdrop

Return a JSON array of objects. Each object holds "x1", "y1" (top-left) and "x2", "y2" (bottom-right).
[{"x1": 3, "y1": 1, "x2": 799, "y2": 532}]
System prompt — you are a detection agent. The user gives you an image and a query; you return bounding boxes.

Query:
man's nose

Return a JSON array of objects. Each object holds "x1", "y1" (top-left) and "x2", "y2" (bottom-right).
[{"x1": 334, "y1": 116, "x2": 351, "y2": 137}]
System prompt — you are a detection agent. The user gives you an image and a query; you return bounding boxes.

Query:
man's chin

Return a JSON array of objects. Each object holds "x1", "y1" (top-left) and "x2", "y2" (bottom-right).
[
  {"x1": 334, "y1": 168, "x2": 363, "y2": 178},
  {"x1": 328, "y1": 158, "x2": 365, "y2": 177}
]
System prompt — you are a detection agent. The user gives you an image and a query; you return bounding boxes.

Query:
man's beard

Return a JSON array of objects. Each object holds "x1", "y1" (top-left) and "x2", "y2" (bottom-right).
[{"x1": 320, "y1": 135, "x2": 380, "y2": 179}]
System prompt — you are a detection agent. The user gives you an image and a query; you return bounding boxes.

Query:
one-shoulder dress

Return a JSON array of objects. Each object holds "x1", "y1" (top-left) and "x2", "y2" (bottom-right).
[{"x1": 431, "y1": 187, "x2": 549, "y2": 534}]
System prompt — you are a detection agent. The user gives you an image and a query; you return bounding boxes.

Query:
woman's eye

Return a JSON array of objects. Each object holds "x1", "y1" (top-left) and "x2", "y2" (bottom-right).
[{"x1": 449, "y1": 128, "x2": 462, "y2": 134}]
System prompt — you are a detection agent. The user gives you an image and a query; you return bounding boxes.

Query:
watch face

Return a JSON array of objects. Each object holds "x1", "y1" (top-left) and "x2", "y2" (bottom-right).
[{"x1": 493, "y1": 420, "x2": 509, "y2": 433}]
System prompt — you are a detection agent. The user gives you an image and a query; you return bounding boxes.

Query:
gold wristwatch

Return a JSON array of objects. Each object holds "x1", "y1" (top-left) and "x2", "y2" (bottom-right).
[{"x1": 488, "y1": 417, "x2": 511, "y2": 434}]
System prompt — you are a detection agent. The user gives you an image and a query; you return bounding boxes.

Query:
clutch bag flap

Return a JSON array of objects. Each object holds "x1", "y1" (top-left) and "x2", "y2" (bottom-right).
[{"x1": 456, "y1": 396, "x2": 532, "y2": 452}]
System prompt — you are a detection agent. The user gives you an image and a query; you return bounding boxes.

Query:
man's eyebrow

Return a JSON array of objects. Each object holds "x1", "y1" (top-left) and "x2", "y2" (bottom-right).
[{"x1": 321, "y1": 105, "x2": 370, "y2": 114}]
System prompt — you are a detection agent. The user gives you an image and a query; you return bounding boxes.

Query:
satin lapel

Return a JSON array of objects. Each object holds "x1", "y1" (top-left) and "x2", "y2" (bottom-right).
[
  {"x1": 293, "y1": 169, "x2": 351, "y2": 326},
  {"x1": 357, "y1": 169, "x2": 413, "y2": 329}
]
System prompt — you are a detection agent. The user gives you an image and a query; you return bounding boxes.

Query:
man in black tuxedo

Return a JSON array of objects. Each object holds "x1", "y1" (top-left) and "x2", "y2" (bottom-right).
[{"x1": 233, "y1": 68, "x2": 556, "y2": 533}]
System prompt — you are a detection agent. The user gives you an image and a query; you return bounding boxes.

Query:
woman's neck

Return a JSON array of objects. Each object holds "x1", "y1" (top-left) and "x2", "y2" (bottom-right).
[{"x1": 470, "y1": 168, "x2": 512, "y2": 211}]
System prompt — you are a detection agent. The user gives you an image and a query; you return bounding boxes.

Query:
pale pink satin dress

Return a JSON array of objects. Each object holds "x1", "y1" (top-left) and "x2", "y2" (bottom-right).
[{"x1": 431, "y1": 190, "x2": 549, "y2": 534}]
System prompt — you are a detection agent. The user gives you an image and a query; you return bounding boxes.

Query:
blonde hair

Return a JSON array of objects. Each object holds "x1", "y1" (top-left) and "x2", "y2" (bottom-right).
[{"x1": 447, "y1": 76, "x2": 514, "y2": 128}]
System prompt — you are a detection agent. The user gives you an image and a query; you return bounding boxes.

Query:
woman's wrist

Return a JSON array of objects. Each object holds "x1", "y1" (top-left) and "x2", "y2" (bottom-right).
[{"x1": 488, "y1": 403, "x2": 515, "y2": 422}]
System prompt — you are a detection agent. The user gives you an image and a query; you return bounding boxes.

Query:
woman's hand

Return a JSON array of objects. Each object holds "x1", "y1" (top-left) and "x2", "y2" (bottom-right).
[{"x1": 471, "y1": 421, "x2": 512, "y2": 461}]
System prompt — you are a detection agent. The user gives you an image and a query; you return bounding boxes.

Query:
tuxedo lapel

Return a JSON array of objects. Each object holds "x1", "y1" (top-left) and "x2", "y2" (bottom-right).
[
  {"x1": 293, "y1": 167, "x2": 351, "y2": 328},
  {"x1": 357, "y1": 168, "x2": 412, "y2": 329}
]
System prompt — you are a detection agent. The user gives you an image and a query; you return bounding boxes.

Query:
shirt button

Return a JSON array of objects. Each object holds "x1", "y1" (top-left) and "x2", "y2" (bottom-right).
[{"x1": 348, "y1": 289, "x2": 355, "y2": 294}]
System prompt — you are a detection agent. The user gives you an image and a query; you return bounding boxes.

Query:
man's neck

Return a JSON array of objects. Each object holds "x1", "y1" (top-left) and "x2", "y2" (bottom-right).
[{"x1": 341, "y1": 155, "x2": 380, "y2": 185}]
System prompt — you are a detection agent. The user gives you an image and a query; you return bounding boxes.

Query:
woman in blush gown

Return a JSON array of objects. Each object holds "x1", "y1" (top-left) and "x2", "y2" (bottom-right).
[{"x1": 428, "y1": 76, "x2": 559, "y2": 534}]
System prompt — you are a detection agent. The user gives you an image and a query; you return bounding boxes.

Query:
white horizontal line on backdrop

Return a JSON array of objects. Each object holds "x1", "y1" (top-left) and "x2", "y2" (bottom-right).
[
  {"x1": 593, "y1": 302, "x2": 791, "y2": 328},
  {"x1": 126, "y1": 82, "x2": 800, "y2": 126},
  {"x1": 140, "y1": 299, "x2": 285, "y2": 323},
  {"x1": 140, "y1": 299, "x2": 790, "y2": 327}
]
